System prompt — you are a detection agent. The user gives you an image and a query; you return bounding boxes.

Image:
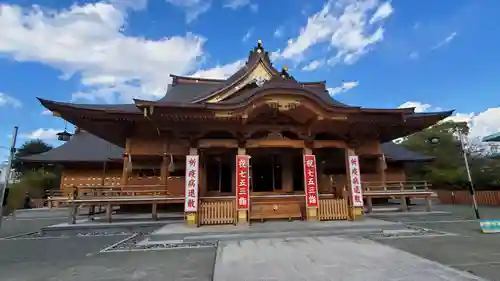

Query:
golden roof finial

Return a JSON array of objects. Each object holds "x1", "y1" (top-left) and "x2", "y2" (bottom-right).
[
  {"x1": 257, "y1": 39, "x2": 262, "y2": 44},
  {"x1": 283, "y1": 65, "x2": 288, "y2": 71}
]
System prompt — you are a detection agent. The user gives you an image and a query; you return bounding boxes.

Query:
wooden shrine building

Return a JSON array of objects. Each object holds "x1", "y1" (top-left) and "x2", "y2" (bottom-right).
[{"x1": 24, "y1": 41, "x2": 451, "y2": 225}]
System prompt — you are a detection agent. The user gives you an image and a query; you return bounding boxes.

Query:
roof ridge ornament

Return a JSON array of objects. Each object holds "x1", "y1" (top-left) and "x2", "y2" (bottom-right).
[
  {"x1": 280, "y1": 66, "x2": 293, "y2": 79},
  {"x1": 255, "y1": 39, "x2": 264, "y2": 53}
]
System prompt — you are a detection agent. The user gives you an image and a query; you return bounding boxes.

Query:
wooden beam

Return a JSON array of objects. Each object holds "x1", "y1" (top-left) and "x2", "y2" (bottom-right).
[
  {"x1": 246, "y1": 139, "x2": 305, "y2": 148},
  {"x1": 313, "y1": 140, "x2": 347, "y2": 149},
  {"x1": 198, "y1": 139, "x2": 238, "y2": 148}
]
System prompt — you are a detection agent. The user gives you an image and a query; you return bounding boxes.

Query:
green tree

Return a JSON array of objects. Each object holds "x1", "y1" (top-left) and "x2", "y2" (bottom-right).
[
  {"x1": 402, "y1": 121, "x2": 500, "y2": 189},
  {"x1": 3, "y1": 170, "x2": 58, "y2": 215},
  {"x1": 12, "y1": 139, "x2": 53, "y2": 175}
]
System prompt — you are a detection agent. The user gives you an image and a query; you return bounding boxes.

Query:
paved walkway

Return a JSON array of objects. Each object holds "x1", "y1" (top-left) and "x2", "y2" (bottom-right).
[{"x1": 213, "y1": 236, "x2": 486, "y2": 281}]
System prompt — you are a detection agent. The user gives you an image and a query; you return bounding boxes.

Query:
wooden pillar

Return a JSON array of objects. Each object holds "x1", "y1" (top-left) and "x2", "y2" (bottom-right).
[
  {"x1": 185, "y1": 147, "x2": 199, "y2": 226},
  {"x1": 121, "y1": 155, "x2": 129, "y2": 186},
  {"x1": 425, "y1": 195, "x2": 432, "y2": 212},
  {"x1": 199, "y1": 154, "x2": 207, "y2": 197},
  {"x1": 152, "y1": 203, "x2": 158, "y2": 220},
  {"x1": 303, "y1": 147, "x2": 319, "y2": 221},
  {"x1": 121, "y1": 138, "x2": 131, "y2": 186},
  {"x1": 376, "y1": 154, "x2": 386, "y2": 187},
  {"x1": 400, "y1": 195, "x2": 408, "y2": 212},
  {"x1": 237, "y1": 147, "x2": 249, "y2": 224},
  {"x1": 68, "y1": 204, "x2": 77, "y2": 224},
  {"x1": 366, "y1": 196, "x2": 373, "y2": 213},
  {"x1": 345, "y1": 148, "x2": 363, "y2": 220},
  {"x1": 106, "y1": 203, "x2": 113, "y2": 223},
  {"x1": 282, "y1": 152, "x2": 293, "y2": 192},
  {"x1": 161, "y1": 155, "x2": 169, "y2": 188},
  {"x1": 399, "y1": 181, "x2": 408, "y2": 212}
]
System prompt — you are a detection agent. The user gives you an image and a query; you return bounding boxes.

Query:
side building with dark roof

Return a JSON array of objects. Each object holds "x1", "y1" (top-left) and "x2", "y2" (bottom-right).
[{"x1": 24, "y1": 40, "x2": 446, "y2": 223}]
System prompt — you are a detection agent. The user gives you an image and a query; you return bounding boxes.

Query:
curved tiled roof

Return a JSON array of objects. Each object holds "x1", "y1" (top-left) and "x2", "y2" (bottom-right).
[
  {"x1": 483, "y1": 132, "x2": 500, "y2": 142},
  {"x1": 21, "y1": 131, "x2": 123, "y2": 163},
  {"x1": 380, "y1": 142, "x2": 433, "y2": 161}
]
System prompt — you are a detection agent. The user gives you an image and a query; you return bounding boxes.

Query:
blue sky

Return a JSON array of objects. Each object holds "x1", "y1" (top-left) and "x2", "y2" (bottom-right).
[{"x1": 0, "y1": 0, "x2": 499, "y2": 159}]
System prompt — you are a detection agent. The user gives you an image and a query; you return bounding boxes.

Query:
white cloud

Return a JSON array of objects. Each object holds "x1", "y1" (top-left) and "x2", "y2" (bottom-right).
[
  {"x1": 398, "y1": 101, "x2": 500, "y2": 140},
  {"x1": 242, "y1": 28, "x2": 253, "y2": 42},
  {"x1": 369, "y1": 2, "x2": 393, "y2": 24},
  {"x1": 191, "y1": 59, "x2": 245, "y2": 79},
  {"x1": 398, "y1": 101, "x2": 432, "y2": 113},
  {"x1": 224, "y1": 0, "x2": 258, "y2": 12},
  {"x1": 165, "y1": 0, "x2": 211, "y2": 23},
  {"x1": 278, "y1": 0, "x2": 393, "y2": 65},
  {"x1": 0, "y1": 92, "x2": 21, "y2": 108},
  {"x1": 22, "y1": 128, "x2": 63, "y2": 140},
  {"x1": 41, "y1": 109, "x2": 52, "y2": 115},
  {"x1": 327, "y1": 81, "x2": 359, "y2": 96},
  {"x1": 302, "y1": 59, "x2": 324, "y2": 71},
  {"x1": 431, "y1": 32, "x2": 458, "y2": 50},
  {"x1": 0, "y1": 2, "x2": 207, "y2": 103}
]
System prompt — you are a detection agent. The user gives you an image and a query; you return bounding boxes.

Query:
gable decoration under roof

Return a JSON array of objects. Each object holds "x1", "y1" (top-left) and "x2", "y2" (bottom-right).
[{"x1": 194, "y1": 40, "x2": 281, "y2": 104}]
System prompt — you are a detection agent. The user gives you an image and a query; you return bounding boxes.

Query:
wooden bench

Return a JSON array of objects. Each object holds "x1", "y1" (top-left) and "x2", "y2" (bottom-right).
[
  {"x1": 364, "y1": 190, "x2": 433, "y2": 212},
  {"x1": 362, "y1": 181, "x2": 434, "y2": 213}
]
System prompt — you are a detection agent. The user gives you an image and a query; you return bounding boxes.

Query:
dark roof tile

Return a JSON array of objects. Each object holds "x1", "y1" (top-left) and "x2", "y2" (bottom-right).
[
  {"x1": 21, "y1": 131, "x2": 123, "y2": 163},
  {"x1": 157, "y1": 83, "x2": 222, "y2": 103},
  {"x1": 381, "y1": 142, "x2": 434, "y2": 162}
]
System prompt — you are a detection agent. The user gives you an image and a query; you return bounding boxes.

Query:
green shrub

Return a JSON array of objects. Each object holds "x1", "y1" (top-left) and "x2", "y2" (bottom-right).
[{"x1": 3, "y1": 170, "x2": 57, "y2": 215}]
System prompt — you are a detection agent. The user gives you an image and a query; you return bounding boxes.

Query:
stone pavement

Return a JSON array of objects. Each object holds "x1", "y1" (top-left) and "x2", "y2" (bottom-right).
[
  {"x1": 213, "y1": 236, "x2": 486, "y2": 281},
  {"x1": 147, "y1": 217, "x2": 400, "y2": 242}
]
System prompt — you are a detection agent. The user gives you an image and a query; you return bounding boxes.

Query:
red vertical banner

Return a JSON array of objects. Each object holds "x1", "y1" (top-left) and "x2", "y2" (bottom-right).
[
  {"x1": 236, "y1": 155, "x2": 250, "y2": 210},
  {"x1": 303, "y1": 155, "x2": 319, "y2": 208}
]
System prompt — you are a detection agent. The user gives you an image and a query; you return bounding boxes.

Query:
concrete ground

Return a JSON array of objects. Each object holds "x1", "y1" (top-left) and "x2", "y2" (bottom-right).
[
  {"x1": 0, "y1": 208, "x2": 68, "y2": 238},
  {"x1": 0, "y1": 236, "x2": 215, "y2": 281},
  {"x1": 370, "y1": 204, "x2": 500, "y2": 281},
  {"x1": 1, "y1": 204, "x2": 499, "y2": 280},
  {"x1": 0, "y1": 208, "x2": 216, "y2": 281}
]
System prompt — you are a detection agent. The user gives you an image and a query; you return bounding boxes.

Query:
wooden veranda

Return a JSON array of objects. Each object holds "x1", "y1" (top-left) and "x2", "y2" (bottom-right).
[{"x1": 53, "y1": 180, "x2": 433, "y2": 225}]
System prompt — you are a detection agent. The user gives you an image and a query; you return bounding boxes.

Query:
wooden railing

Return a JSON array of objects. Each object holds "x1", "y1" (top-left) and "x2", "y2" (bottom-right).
[
  {"x1": 198, "y1": 197, "x2": 236, "y2": 226},
  {"x1": 76, "y1": 186, "x2": 171, "y2": 198},
  {"x1": 318, "y1": 198, "x2": 349, "y2": 220},
  {"x1": 46, "y1": 185, "x2": 181, "y2": 208},
  {"x1": 362, "y1": 181, "x2": 431, "y2": 195}
]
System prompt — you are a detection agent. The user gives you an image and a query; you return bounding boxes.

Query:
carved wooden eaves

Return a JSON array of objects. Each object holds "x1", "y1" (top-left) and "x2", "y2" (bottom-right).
[{"x1": 265, "y1": 98, "x2": 300, "y2": 111}]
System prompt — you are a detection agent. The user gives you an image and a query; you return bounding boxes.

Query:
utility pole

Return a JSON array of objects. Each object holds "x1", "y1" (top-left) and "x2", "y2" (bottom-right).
[
  {"x1": 458, "y1": 128, "x2": 480, "y2": 220},
  {"x1": 0, "y1": 126, "x2": 19, "y2": 229}
]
